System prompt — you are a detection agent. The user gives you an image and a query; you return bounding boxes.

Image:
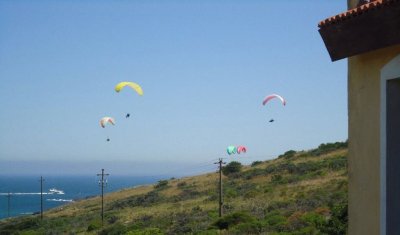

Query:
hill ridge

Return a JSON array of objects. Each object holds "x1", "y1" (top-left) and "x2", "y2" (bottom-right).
[{"x1": 0, "y1": 141, "x2": 348, "y2": 235}]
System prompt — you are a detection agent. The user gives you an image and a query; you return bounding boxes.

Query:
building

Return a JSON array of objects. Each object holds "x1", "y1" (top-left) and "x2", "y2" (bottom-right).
[{"x1": 318, "y1": 0, "x2": 400, "y2": 234}]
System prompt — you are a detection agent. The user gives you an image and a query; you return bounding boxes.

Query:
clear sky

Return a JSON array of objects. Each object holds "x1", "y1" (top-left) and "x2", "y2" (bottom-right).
[{"x1": 0, "y1": 1, "x2": 348, "y2": 176}]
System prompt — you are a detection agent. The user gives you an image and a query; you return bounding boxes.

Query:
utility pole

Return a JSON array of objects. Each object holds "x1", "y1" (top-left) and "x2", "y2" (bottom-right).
[
  {"x1": 6, "y1": 192, "x2": 11, "y2": 218},
  {"x1": 97, "y1": 169, "x2": 109, "y2": 225},
  {"x1": 214, "y1": 158, "x2": 226, "y2": 217},
  {"x1": 40, "y1": 176, "x2": 44, "y2": 220}
]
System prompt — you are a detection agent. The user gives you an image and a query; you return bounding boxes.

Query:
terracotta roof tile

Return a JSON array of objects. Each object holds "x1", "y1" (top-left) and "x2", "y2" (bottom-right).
[{"x1": 318, "y1": 0, "x2": 399, "y2": 28}]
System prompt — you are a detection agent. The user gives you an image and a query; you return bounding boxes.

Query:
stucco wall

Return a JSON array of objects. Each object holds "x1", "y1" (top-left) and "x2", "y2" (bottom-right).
[
  {"x1": 348, "y1": 0, "x2": 358, "y2": 8},
  {"x1": 348, "y1": 45, "x2": 400, "y2": 235}
]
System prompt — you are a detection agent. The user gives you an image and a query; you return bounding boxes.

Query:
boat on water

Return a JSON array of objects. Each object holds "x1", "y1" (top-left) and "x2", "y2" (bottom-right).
[{"x1": 49, "y1": 188, "x2": 64, "y2": 194}]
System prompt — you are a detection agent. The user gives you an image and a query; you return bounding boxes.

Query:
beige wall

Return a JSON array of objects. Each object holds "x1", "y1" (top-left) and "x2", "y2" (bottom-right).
[
  {"x1": 348, "y1": 45, "x2": 400, "y2": 235},
  {"x1": 348, "y1": 0, "x2": 357, "y2": 8}
]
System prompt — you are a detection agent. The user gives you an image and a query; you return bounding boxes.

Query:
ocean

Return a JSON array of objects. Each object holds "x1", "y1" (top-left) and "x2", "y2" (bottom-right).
[{"x1": 0, "y1": 175, "x2": 164, "y2": 220}]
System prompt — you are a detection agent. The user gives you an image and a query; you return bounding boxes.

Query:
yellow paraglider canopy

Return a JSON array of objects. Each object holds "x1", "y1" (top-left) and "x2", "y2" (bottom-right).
[{"x1": 115, "y1": 82, "x2": 143, "y2": 95}]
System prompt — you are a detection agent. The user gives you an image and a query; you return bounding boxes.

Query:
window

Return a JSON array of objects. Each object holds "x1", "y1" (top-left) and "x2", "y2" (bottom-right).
[{"x1": 381, "y1": 54, "x2": 400, "y2": 235}]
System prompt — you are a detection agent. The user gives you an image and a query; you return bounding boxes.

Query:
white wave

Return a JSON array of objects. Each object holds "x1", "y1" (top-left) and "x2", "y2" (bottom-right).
[
  {"x1": 20, "y1": 212, "x2": 34, "y2": 215},
  {"x1": 49, "y1": 188, "x2": 65, "y2": 195},
  {"x1": 0, "y1": 188, "x2": 65, "y2": 196},
  {"x1": 0, "y1": 192, "x2": 52, "y2": 195},
  {"x1": 47, "y1": 198, "x2": 73, "y2": 202}
]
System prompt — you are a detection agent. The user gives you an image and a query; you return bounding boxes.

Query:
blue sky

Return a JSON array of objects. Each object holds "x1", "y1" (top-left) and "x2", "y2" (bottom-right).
[{"x1": 0, "y1": 1, "x2": 348, "y2": 176}]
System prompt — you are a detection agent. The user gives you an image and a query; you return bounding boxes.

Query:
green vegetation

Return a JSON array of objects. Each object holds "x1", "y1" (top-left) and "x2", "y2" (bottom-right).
[
  {"x1": 213, "y1": 212, "x2": 256, "y2": 230},
  {"x1": 251, "y1": 161, "x2": 263, "y2": 167},
  {"x1": 310, "y1": 141, "x2": 348, "y2": 156},
  {"x1": 154, "y1": 180, "x2": 169, "y2": 189},
  {"x1": 0, "y1": 141, "x2": 348, "y2": 234},
  {"x1": 222, "y1": 161, "x2": 242, "y2": 176}
]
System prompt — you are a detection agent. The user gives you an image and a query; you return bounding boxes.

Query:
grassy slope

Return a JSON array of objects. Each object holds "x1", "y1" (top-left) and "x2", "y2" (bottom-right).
[{"x1": 0, "y1": 142, "x2": 348, "y2": 235}]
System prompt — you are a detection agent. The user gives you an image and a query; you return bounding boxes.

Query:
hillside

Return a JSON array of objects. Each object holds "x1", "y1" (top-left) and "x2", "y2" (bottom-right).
[{"x1": 0, "y1": 142, "x2": 348, "y2": 235}]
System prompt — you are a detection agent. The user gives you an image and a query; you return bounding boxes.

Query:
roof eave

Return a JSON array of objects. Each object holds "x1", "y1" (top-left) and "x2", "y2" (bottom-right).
[{"x1": 319, "y1": 0, "x2": 400, "y2": 61}]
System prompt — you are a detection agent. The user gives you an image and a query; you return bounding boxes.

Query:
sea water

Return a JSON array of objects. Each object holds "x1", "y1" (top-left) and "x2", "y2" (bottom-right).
[{"x1": 0, "y1": 175, "x2": 164, "y2": 220}]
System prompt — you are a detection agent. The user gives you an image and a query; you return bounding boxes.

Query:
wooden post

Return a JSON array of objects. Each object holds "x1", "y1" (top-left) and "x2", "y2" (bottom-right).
[
  {"x1": 40, "y1": 176, "x2": 44, "y2": 220},
  {"x1": 97, "y1": 169, "x2": 109, "y2": 225},
  {"x1": 215, "y1": 158, "x2": 226, "y2": 217},
  {"x1": 7, "y1": 192, "x2": 11, "y2": 218}
]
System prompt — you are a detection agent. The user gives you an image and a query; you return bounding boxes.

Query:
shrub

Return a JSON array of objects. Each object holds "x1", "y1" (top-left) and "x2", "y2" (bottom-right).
[
  {"x1": 293, "y1": 161, "x2": 323, "y2": 175},
  {"x1": 20, "y1": 230, "x2": 45, "y2": 235},
  {"x1": 265, "y1": 165, "x2": 278, "y2": 174},
  {"x1": 205, "y1": 193, "x2": 218, "y2": 202},
  {"x1": 99, "y1": 223, "x2": 127, "y2": 235},
  {"x1": 266, "y1": 162, "x2": 296, "y2": 175},
  {"x1": 136, "y1": 191, "x2": 163, "y2": 206},
  {"x1": 192, "y1": 205, "x2": 202, "y2": 212},
  {"x1": 222, "y1": 161, "x2": 242, "y2": 176},
  {"x1": 208, "y1": 211, "x2": 219, "y2": 219},
  {"x1": 224, "y1": 187, "x2": 238, "y2": 198},
  {"x1": 314, "y1": 207, "x2": 330, "y2": 216},
  {"x1": 326, "y1": 156, "x2": 347, "y2": 171},
  {"x1": 126, "y1": 228, "x2": 164, "y2": 235},
  {"x1": 310, "y1": 141, "x2": 348, "y2": 156},
  {"x1": 286, "y1": 211, "x2": 306, "y2": 230},
  {"x1": 251, "y1": 161, "x2": 263, "y2": 167},
  {"x1": 213, "y1": 212, "x2": 256, "y2": 230},
  {"x1": 297, "y1": 152, "x2": 310, "y2": 158},
  {"x1": 196, "y1": 230, "x2": 219, "y2": 235},
  {"x1": 271, "y1": 174, "x2": 286, "y2": 184},
  {"x1": 154, "y1": 180, "x2": 168, "y2": 189},
  {"x1": 230, "y1": 221, "x2": 264, "y2": 234},
  {"x1": 291, "y1": 226, "x2": 318, "y2": 235},
  {"x1": 107, "y1": 215, "x2": 118, "y2": 224},
  {"x1": 87, "y1": 219, "x2": 102, "y2": 231},
  {"x1": 223, "y1": 203, "x2": 235, "y2": 214},
  {"x1": 286, "y1": 175, "x2": 302, "y2": 184},
  {"x1": 167, "y1": 212, "x2": 193, "y2": 234},
  {"x1": 266, "y1": 202, "x2": 291, "y2": 213},
  {"x1": 0, "y1": 229, "x2": 19, "y2": 235},
  {"x1": 244, "y1": 189, "x2": 258, "y2": 198},
  {"x1": 109, "y1": 190, "x2": 163, "y2": 209},
  {"x1": 243, "y1": 168, "x2": 266, "y2": 179},
  {"x1": 14, "y1": 218, "x2": 40, "y2": 230},
  {"x1": 264, "y1": 213, "x2": 287, "y2": 231},
  {"x1": 300, "y1": 212, "x2": 325, "y2": 228},
  {"x1": 319, "y1": 203, "x2": 348, "y2": 235},
  {"x1": 170, "y1": 188, "x2": 201, "y2": 201},
  {"x1": 278, "y1": 150, "x2": 296, "y2": 159},
  {"x1": 177, "y1": 181, "x2": 187, "y2": 188}
]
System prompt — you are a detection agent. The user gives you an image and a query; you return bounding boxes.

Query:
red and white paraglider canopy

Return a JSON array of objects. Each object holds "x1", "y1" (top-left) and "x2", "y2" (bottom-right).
[
  {"x1": 237, "y1": 146, "x2": 247, "y2": 154},
  {"x1": 262, "y1": 94, "x2": 286, "y2": 106}
]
